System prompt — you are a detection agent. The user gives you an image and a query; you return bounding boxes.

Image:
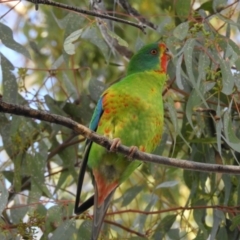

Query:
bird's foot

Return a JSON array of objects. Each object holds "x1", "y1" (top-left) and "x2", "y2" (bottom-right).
[
  {"x1": 127, "y1": 146, "x2": 138, "y2": 159},
  {"x1": 109, "y1": 138, "x2": 121, "y2": 152}
]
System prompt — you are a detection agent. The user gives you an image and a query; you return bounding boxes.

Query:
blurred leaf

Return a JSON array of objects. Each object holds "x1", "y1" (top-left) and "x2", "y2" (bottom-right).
[
  {"x1": 0, "y1": 182, "x2": 8, "y2": 214},
  {"x1": 167, "y1": 228, "x2": 180, "y2": 239},
  {"x1": 197, "y1": 52, "x2": 209, "y2": 86},
  {"x1": 45, "y1": 205, "x2": 63, "y2": 234},
  {"x1": 175, "y1": 53, "x2": 184, "y2": 90},
  {"x1": 45, "y1": 95, "x2": 67, "y2": 116},
  {"x1": 198, "y1": 0, "x2": 214, "y2": 13},
  {"x1": 54, "y1": 170, "x2": 70, "y2": 194},
  {"x1": 64, "y1": 29, "x2": 84, "y2": 55},
  {"x1": 222, "y1": 174, "x2": 232, "y2": 205},
  {"x1": 223, "y1": 107, "x2": 240, "y2": 153},
  {"x1": 106, "y1": 29, "x2": 128, "y2": 47},
  {"x1": 212, "y1": 0, "x2": 228, "y2": 12},
  {"x1": 50, "y1": 219, "x2": 76, "y2": 240},
  {"x1": 219, "y1": 58, "x2": 234, "y2": 95},
  {"x1": 184, "y1": 39, "x2": 196, "y2": 84},
  {"x1": 209, "y1": 210, "x2": 225, "y2": 240},
  {"x1": 193, "y1": 199, "x2": 207, "y2": 231},
  {"x1": 77, "y1": 220, "x2": 92, "y2": 240},
  {"x1": 136, "y1": 194, "x2": 158, "y2": 233},
  {"x1": 230, "y1": 215, "x2": 240, "y2": 231},
  {"x1": 135, "y1": 37, "x2": 145, "y2": 51},
  {"x1": 156, "y1": 180, "x2": 179, "y2": 189},
  {"x1": 216, "y1": 226, "x2": 228, "y2": 240},
  {"x1": 53, "y1": 12, "x2": 83, "y2": 29},
  {"x1": 88, "y1": 78, "x2": 106, "y2": 102},
  {"x1": 173, "y1": 22, "x2": 189, "y2": 40},
  {"x1": 153, "y1": 214, "x2": 177, "y2": 239},
  {"x1": 61, "y1": 72, "x2": 79, "y2": 100},
  {"x1": 10, "y1": 204, "x2": 28, "y2": 224},
  {"x1": 0, "y1": 23, "x2": 30, "y2": 59},
  {"x1": 121, "y1": 185, "x2": 143, "y2": 207},
  {"x1": 175, "y1": 0, "x2": 191, "y2": 21},
  {"x1": 227, "y1": 40, "x2": 240, "y2": 71},
  {"x1": 26, "y1": 143, "x2": 52, "y2": 199},
  {"x1": 216, "y1": 102, "x2": 223, "y2": 155},
  {"x1": 63, "y1": 93, "x2": 93, "y2": 124},
  {"x1": 1, "y1": 54, "x2": 18, "y2": 104},
  {"x1": 186, "y1": 88, "x2": 202, "y2": 128}
]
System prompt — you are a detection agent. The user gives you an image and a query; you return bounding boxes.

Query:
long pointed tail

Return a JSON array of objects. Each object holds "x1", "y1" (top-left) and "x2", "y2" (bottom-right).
[{"x1": 91, "y1": 188, "x2": 115, "y2": 240}]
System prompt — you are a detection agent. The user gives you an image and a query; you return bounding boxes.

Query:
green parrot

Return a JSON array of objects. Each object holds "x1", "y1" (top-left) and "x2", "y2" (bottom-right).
[{"x1": 75, "y1": 42, "x2": 171, "y2": 240}]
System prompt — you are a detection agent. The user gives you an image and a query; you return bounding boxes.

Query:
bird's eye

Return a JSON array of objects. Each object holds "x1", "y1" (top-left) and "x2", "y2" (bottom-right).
[{"x1": 150, "y1": 49, "x2": 158, "y2": 55}]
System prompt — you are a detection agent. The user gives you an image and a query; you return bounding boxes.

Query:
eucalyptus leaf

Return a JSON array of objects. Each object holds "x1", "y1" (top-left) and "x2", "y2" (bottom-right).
[
  {"x1": 121, "y1": 185, "x2": 143, "y2": 207},
  {"x1": 156, "y1": 180, "x2": 179, "y2": 189},
  {"x1": 0, "y1": 23, "x2": 30, "y2": 59},
  {"x1": 0, "y1": 182, "x2": 8, "y2": 214},
  {"x1": 184, "y1": 39, "x2": 196, "y2": 85},
  {"x1": 152, "y1": 214, "x2": 177, "y2": 239},
  {"x1": 64, "y1": 29, "x2": 84, "y2": 55},
  {"x1": 173, "y1": 22, "x2": 189, "y2": 40},
  {"x1": 219, "y1": 58, "x2": 234, "y2": 95},
  {"x1": 81, "y1": 26, "x2": 110, "y2": 61},
  {"x1": 175, "y1": 0, "x2": 191, "y2": 21},
  {"x1": 1, "y1": 54, "x2": 18, "y2": 104},
  {"x1": 223, "y1": 108, "x2": 240, "y2": 153},
  {"x1": 77, "y1": 220, "x2": 92, "y2": 240},
  {"x1": 50, "y1": 219, "x2": 76, "y2": 240},
  {"x1": 106, "y1": 29, "x2": 128, "y2": 47}
]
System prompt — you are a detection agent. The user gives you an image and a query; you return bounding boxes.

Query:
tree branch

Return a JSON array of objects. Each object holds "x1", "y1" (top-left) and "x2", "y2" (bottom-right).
[
  {"x1": 25, "y1": 0, "x2": 146, "y2": 33},
  {"x1": 0, "y1": 99, "x2": 240, "y2": 175},
  {"x1": 118, "y1": 0, "x2": 157, "y2": 30}
]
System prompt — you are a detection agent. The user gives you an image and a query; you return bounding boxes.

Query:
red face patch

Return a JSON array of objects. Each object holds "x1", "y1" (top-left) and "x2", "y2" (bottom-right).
[{"x1": 158, "y1": 43, "x2": 170, "y2": 73}]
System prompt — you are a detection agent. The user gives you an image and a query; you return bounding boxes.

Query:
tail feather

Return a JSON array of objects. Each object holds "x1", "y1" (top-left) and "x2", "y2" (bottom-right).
[{"x1": 91, "y1": 187, "x2": 116, "y2": 240}]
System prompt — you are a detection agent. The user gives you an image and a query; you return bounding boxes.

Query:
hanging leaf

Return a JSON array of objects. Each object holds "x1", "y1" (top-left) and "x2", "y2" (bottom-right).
[
  {"x1": 0, "y1": 23, "x2": 30, "y2": 59},
  {"x1": 64, "y1": 29, "x2": 84, "y2": 55},
  {"x1": 184, "y1": 39, "x2": 196, "y2": 85},
  {"x1": 121, "y1": 185, "x2": 143, "y2": 207},
  {"x1": 77, "y1": 221, "x2": 92, "y2": 240},
  {"x1": 209, "y1": 210, "x2": 225, "y2": 240},
  {"x1": 1, "y1": 54, "x2": 18, "y2": 104},
  {"x1": 106, "y1": 29, "x2": 129, "y2": 47},
  {"x1": 156, "y1": 180, "x2": 179, "y2": 189},
  {"x1": 173, "y1": 22, "x2": 189, "y2": 40},
  {"x1": 136, "y1": 194, "x2": 158, "y2": 233},
  {"x1": 81, "y1": 26, "x2": 110, "y2": 61},
  {"x1": 175, "y1": 54, "x2": 184, "y2": 90},
  {"x1": 0, "y1": 182, "x2": 8, "y2": 214},
  {"x1": 219, "y1": 58, "x2": 234, "y2": 95},
  {"x1": 50, "y1": 219, "x2": 76, "y2": 240},
  {"x1": 175, "y1": 0, "x2": 191, "y2": 21},
  {"x1": 222, "y1": 106, "x2": 240, "y2": 153},
  {"x1": 152, "y1": 214, "x2": 177, "y2": 239}
]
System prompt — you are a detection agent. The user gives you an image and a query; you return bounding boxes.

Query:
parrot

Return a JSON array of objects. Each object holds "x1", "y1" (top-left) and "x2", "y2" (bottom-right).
[{"x1": 74, "y1": 42, "x2": 171, "y2": 240}]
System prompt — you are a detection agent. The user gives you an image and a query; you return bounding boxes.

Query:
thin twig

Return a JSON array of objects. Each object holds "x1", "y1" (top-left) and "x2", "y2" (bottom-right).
[
  {"x1": 118, "y1": 0, "x2": 157, "y2": 30},
  {"x1": 104, "y1": 219, "x2": 147, "y2": 238},
  {"x1": 25, "y1": 0, "x2": 146, "y2": 33},
  {"x1": 0, "y1": 100, "x2": 240, "y2": 175}
]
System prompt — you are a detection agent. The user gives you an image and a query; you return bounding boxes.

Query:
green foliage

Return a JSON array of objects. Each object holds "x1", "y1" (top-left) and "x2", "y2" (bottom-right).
[{"x1": 1, "y1": 0, "x2": 240, "y2": 239}]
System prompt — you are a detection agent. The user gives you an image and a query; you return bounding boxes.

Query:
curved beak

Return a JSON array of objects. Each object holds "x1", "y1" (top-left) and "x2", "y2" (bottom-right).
[{"x1": 165, "y1": 48, "x2": 173, "y2": 60}]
